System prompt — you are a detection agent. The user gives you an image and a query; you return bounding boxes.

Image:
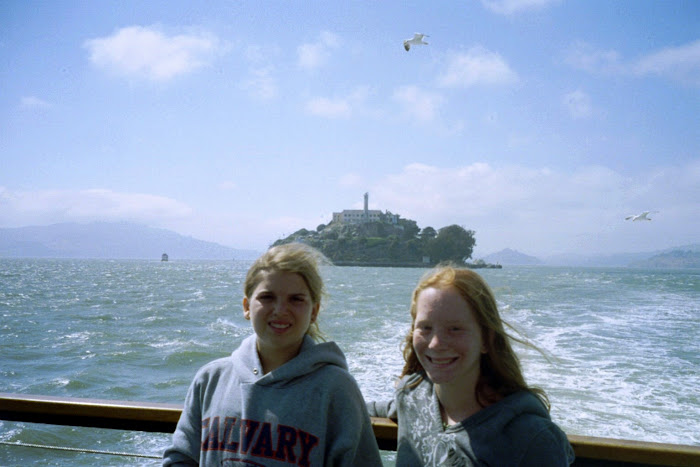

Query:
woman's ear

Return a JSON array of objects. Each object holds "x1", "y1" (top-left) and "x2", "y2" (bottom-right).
[
  {"x1": 242, "y1": 297, "x2": 250, "y2": 320},
  {"x1": 310, "y1": 302, "x2": 320, "y2": 323}
]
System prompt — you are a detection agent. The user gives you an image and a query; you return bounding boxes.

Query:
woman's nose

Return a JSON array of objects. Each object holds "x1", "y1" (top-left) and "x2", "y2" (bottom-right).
[
  {"x1": 428, "y1": 331, "x2": 446, "y2": 348},
  {"x1": 272, "y1": 299, "x2": 287, "y2": 313}
]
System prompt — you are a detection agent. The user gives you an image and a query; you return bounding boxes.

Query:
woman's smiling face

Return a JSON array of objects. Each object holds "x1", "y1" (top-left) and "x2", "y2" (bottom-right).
[
  {"x1": 243, "y1": 270, "x2": 319, "y2": 369},
  {"x1": 412, "y1": 286, "x2": 486, "y2": 389}
]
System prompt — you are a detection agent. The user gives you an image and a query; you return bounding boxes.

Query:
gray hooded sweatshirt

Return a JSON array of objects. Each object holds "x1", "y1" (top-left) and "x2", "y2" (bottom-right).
[
  {"x1": 164, "y1": 334, "x2": 382, "y2": 466},
  {"x1": 368, "y1": 373, "x2": 574, "y2": 466}
]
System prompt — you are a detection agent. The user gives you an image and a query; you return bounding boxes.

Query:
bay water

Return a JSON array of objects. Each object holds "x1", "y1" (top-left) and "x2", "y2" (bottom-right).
[{"x1": 1, "y1": 259, "x2": 698, "y2": 465}]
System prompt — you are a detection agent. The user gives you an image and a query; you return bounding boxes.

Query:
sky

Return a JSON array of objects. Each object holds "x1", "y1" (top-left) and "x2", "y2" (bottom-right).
[{"x1": 1, "y1": 0, "x2": 699, "y2": 258}]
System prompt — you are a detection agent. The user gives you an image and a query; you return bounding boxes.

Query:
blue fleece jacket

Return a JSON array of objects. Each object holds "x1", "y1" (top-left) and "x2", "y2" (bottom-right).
[
  {"x1": 367, "y1": 373, "x2": 574, "y2": 466},
  {"x1": 164, "y1": 334, "x2": 382, "y2": 466}
]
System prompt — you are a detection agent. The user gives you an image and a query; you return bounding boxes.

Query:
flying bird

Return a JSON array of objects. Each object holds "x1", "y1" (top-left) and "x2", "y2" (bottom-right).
[
  {"x1": 625, "y1": 211, "x2": 658, "y2": 221},
  {"x1": 404, "y1": 33, "x2": 429, "y2": 51}
]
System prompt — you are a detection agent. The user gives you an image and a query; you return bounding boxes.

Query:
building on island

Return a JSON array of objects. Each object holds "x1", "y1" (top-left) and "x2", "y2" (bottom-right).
[{"x1": 332, "y1": 192, "x2": 399, "y2": 225}]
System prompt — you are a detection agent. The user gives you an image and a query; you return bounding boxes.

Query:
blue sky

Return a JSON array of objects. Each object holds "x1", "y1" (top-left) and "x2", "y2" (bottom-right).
[{"x1": 1, "y1": 0, "x2": 699, "y2": 257}]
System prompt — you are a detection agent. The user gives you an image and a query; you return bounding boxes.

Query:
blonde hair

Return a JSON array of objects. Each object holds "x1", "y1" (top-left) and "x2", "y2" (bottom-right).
[
  {"x1": 244, "y1": 243, "x2": 329, "y2": 341},
  {"x1": 401, "y1": 265, "x2": 549, "y2": 410}
]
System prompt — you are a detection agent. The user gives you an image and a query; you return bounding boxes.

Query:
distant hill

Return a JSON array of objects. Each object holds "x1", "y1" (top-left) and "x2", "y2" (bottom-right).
[
  {"x1": 543, "y1": 244, "x2": 700, "y2": 267},
  {"x1": 0, "y1": 222, "x2": 261, "y2": 260},
  {"x1": 482, "y1": 248, "x2": 542, "y2": 265},
  {"x1": 543, "y1": 251, "x2": 652, "y2": 267},
  {"x1": 629, "y1": 249, "x2": 700, "y2": 268}
]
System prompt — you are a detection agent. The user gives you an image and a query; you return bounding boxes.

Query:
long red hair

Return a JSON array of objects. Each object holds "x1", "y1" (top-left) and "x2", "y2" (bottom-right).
[{"x1": 400, "y1": 265, "x2": 549, "y2": 410}]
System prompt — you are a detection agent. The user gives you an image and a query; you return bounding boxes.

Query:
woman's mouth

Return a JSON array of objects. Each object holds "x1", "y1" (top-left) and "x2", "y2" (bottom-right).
[
  {"x1": 270, "y1": 321, "x2": 291, "y2": 331},
  {"x1": 427, "y1": 356, "x2": 457, "y2": 366}
]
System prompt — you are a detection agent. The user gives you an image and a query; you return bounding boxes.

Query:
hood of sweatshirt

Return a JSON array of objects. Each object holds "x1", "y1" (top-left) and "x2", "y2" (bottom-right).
[
  {"x1": 463, "y1": 389, "x2": 574, "y2": 464},
  {"x1": 230, "y1": 333, "x2": 349, "y2": 388},
  {"x1": 394, "y1": 374, "x2": 573, "y2": 465},
  {"x1": 462, "y1": 389, "x2": 550, "y2": 433}
]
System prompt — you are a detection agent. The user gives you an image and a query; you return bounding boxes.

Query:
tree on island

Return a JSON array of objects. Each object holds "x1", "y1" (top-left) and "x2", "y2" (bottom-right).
[
  {"x1": 420, "y1": 226, "x2": 437, "y2": 239},
  {"x1": 272, "y1": 218, "x2": 476, "y2": 265},
  {"x1": 428, "y1": 224, "x2": 476, "y2": 263}
]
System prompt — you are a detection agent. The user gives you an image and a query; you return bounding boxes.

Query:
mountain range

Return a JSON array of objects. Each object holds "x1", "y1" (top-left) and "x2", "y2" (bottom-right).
[
  {"x1": 1, "y1": 222, "x2": 697, "y2": 267},
  {"x1": 482, "y1": 245, "x2": 700, "y2": 268},
  {"x1": 0, "y1": 222, "x2": 260, "y2": 260}
]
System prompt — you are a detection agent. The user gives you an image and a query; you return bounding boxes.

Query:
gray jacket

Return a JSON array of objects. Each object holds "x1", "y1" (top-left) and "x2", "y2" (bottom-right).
[
  {"x1": 368, "y1": 373, "x2": 574, "y2": 466},
  {"x1": 164, "y1": 334, "x2": 382, "y2": 466}
]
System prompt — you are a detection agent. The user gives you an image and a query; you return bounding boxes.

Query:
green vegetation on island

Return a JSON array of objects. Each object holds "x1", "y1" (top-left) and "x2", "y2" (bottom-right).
[{"x1": 272, "y1": 216, "x2": 495, "y2": 267}]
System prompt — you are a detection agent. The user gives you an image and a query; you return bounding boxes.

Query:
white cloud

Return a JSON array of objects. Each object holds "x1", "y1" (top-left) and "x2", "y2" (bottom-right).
[
  {"x1": 566, "y1": 39, "x2": 700, "y2": 86},
  {"x1": 305, "y1": 97, "x2": 351, "y2": 118},
  {"x1": 565, "y1": 42, "x2": 625, "y2": 74},
  {"x1": 20, "y1": 96, "x2": 51, "y2": 109},
  {"x1": 305, "y1": 86, "x2": 370, "y2": 118},
  {"x1": 244, "y1": 44, "x2": 271, "y2": 63},
  {"x1": 481, "y1": 0, "x2": 560, "y2": 15},
  {"x1": 241, "y1": 65, "x2": 278, "y2": 99},
  {"x1": 84, "y1": 26, "x2": 221, "y2": 81},
  {"x1": 563, "y1": 89, "x2": 592, "y2": 119},
  {"x1": 297, "y1": 31, "x2": 341, "y2": 70},
  {"x1": 632, "y1": 39, "x2": 700, "y2": 86},
  {"x1": 392, "y1": 85, "x2": 444, "y2": 122},
  {"x1": 366, "y1": 159, "x2": 700, "y2": 256},
  {"x1": 437, "y1": 47, "x2": 518, "y2": 88},
  {"x1": 218, "y1": 181, "x2": 237, "y2": 191},
  {"x1": 239, "y1": 45, "x2": 280, "y2": 100},
  {"x1": 0, "y1": 188, "x2": 192, "y2": 227}
]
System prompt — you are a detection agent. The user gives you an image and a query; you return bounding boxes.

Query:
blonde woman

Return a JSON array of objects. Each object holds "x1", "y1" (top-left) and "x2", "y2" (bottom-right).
[{"x1": 165, "y1": 243, "x2": 382, "y2": 466}]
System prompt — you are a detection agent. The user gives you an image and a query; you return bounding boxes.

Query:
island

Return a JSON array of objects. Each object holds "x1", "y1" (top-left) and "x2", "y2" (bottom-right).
[{"x1": 272, "y1": 193, "x2": 500, "y2": 268}]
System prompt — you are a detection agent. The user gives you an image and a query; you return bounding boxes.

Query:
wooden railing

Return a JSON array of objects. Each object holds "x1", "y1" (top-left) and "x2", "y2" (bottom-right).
[{"x1": 1, "y1": 393, "x2": 699, "y2": 466}]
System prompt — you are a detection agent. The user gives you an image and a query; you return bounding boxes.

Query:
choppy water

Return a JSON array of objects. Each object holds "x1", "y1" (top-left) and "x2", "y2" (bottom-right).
[{"x1": 1, "y1": 259, "x2": 698, "y2": 465}]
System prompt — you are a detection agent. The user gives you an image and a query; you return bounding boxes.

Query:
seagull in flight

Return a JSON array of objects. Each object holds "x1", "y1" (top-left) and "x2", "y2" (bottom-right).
[
  {"x1": 404, "y1": 33, "x2": 429, "y2": 51},
  {"x1": 625, "y1": 211, "x2": 658, "y2": 221}
]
